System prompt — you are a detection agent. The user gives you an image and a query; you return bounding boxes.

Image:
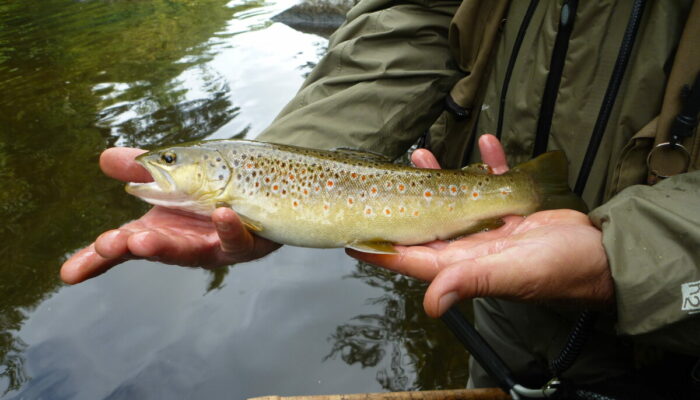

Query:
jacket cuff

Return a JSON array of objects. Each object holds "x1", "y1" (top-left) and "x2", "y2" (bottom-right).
[{"x1": 589, "y1": 170, "x2": 700, "y2": 339}]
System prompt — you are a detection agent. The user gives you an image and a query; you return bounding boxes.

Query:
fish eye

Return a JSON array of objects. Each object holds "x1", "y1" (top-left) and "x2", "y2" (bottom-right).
[{"x1": 161, "y1": 152, "x2": 176, "y2": 164}]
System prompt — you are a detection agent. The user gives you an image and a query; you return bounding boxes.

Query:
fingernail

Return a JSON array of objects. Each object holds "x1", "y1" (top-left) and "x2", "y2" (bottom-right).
[
  {"x1": 215, "y1": 222, "x2": 230, "y2": 233},
  {"x1": 438, "y1": 291, "x2": 460, "y2": 315}
]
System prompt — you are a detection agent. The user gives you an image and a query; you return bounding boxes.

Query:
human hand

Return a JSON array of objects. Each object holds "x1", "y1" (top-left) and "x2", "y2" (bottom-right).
[
  {"x1": 348, "y1": 135, "x2": 614, "y2": 317},
  {"x1": 60, "y1": 147, "x2": 281, "y2": 284}
]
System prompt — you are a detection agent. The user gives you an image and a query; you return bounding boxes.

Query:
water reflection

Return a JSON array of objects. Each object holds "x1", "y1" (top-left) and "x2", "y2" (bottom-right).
[
  {"x1": 0, "y1": 0, "x2": 264, "y2": 393},
  {"x1": 0, "y1": 0, "x2": 470, "y2": 396},
  {"x1": 326, "y1": 263, "x2": 471, "y2": 391}
]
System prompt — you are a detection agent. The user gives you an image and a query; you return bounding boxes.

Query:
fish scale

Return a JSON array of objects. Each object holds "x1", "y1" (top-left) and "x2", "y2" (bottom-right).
[{"x1": 126, "y1": 139, "x2": 584, "y2": 253}]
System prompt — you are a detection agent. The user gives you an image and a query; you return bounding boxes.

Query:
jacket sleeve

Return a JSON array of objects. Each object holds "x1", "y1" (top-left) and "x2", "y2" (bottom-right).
[
  {"x1": 589, "y1": 170, "x2": 700, "y2": 355},
  {"x1": 256, "y1": 0, "x2": 463, "y2": 157}
]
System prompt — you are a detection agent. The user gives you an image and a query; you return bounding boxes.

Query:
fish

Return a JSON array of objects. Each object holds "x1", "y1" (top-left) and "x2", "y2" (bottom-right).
[{"x1": 126, "y1": 139, "x2": 586, "y2": 254}]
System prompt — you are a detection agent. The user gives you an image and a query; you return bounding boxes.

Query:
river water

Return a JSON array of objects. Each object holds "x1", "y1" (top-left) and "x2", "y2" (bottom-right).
[{"x1": 0, "y1": 1, "x2": 469, "y2": 398}]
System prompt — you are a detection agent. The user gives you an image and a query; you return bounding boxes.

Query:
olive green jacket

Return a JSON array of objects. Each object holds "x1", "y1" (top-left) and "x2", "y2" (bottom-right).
[{"x1": 258, "y1": 0, "x2": 700, "y2": 356}]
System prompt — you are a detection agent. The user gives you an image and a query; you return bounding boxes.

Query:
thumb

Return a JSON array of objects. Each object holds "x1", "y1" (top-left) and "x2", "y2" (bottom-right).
[{"x1": 423, "y1": 254, "x2": 515, "y2": 317}]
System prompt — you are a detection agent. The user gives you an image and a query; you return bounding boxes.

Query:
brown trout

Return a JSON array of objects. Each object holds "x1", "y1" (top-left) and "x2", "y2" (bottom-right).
[{"x1": 126, "y1": 140, "x2": 585, "y2": 253}]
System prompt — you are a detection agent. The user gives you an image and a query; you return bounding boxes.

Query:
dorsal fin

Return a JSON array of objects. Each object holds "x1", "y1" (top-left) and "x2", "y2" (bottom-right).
[{"x1": 331, "y1": 147, "x2": 392, "y2": 163}]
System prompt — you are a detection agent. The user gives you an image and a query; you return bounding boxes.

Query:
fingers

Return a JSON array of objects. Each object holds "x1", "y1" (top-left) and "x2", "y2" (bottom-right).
[
  {"x1": 211, "y1": 208, "x2": 256, "y2": 261},
  {"x1": 100, "y1": 147, "x2": 151, "y2": 182},
  {"x1": 94, "y1": 229, "x2": 131, "y2": 259},
  {"x1": 478, "y1": 134, "x2": 509, "y2": 174},
  {"x1": 423, "y1": 254, "x2": 509, "y2": 317},
  {"x1": 411, "y1": 149, "x2": 441, "y2": 169},
  {"x1": 346, "y1": 246, "x2": 443, "y2": 281},
  {"x1": 60, "y1": 244, "x2": 125, "y2": 284}
]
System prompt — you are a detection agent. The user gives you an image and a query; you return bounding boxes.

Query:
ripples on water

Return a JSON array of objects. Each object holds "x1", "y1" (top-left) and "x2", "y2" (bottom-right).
[{"x1": 0, "y1": 1, "x2": 469, "y2": 398}]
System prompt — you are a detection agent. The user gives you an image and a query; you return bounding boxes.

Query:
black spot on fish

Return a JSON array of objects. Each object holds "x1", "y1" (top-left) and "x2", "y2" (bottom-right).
[
  {"x1": 216, "y1": 157, "x2": 221, "y2": 162},
  {"x1": 219, "y1": 175, "x2": 224, "y2": 180},
  {"x1": 204, "y1": 155, "x2": 209, "y2": 160}
]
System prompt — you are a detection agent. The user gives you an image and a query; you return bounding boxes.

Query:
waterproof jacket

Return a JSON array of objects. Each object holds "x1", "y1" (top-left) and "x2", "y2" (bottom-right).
[{"x1": 258, "y1": 0, "x2": 700, "y2": 358}]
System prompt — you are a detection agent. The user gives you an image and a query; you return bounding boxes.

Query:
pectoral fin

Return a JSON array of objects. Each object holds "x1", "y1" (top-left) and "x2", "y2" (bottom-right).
[
  {"x1": 214, "y1": 203, "x2": 263, "y2": 232},
  {"x1": 239, "y1": 215, "x2": 264, "y2": 232},
  {"x1": 346, "y1": 241, "x2": 398, "y2": 254}
]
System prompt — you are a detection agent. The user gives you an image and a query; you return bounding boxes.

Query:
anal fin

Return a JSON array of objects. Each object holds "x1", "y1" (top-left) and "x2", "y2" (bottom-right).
[
  {"x1": 346, "y1": 241, "x2": 398, "y2": 254},
  {"x1": 452, "y1": 218, "x2": 505, "y2": 238}
]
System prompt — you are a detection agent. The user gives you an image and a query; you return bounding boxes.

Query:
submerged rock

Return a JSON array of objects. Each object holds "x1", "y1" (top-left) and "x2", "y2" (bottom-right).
[{"x1": 272, "y1": 0, "x2": 357, "y2": 38}]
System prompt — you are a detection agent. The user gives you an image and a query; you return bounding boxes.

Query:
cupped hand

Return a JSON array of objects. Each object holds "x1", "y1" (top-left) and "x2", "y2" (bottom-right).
[
  {"x1": 349, "y1": 134, "x2": 614, "y2": 317},
  {"x1": 60, "y1": 148, "x2": 281, "y2": 284}
]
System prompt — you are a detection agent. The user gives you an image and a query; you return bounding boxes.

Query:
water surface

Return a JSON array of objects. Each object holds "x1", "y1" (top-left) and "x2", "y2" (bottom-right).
[{"x1": 0, "y1": 1, "x2": 469, "y2": 398}]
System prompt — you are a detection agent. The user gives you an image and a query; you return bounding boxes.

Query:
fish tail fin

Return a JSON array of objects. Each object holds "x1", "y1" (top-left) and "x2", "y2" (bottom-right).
[{"x1": 512, "y1": 151, "x2": 588, "y2": 213}]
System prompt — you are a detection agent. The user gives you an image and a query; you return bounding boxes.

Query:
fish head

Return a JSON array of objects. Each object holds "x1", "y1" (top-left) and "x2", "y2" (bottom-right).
[{"x1": 125, "y1": 144, "x2": 232, "y2": 215}]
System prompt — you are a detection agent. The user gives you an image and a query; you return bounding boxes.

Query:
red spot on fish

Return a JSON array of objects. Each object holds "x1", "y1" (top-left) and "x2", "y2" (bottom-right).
[
  {"x1": 351, "y1": 172, "x2": 358, "y2": 179},
  {"x1": 423, "y1": 190, "x2": 432, "y2": 198}
]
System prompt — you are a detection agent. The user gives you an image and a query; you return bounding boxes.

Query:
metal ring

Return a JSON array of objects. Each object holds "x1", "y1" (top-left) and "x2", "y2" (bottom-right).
[{"x1": 646, "y1": 142, "x2": 691, "y2": 179}]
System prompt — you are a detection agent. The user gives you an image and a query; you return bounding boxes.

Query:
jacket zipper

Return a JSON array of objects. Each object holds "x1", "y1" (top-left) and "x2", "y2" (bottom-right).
[
  {"x1": 574, "y1": 0, "x2": 647, "y2": 195},
  {"x1": 532, "y1": 0, "x2": 579, "y2": 157},
  {"x1": 495, "y1": 0, "x2": 540, "y2": 140}
]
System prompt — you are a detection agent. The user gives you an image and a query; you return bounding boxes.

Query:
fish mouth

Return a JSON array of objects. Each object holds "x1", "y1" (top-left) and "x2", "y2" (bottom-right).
[{"x1": 125, "y1": 158, "x2": 178, "y2": 200}]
